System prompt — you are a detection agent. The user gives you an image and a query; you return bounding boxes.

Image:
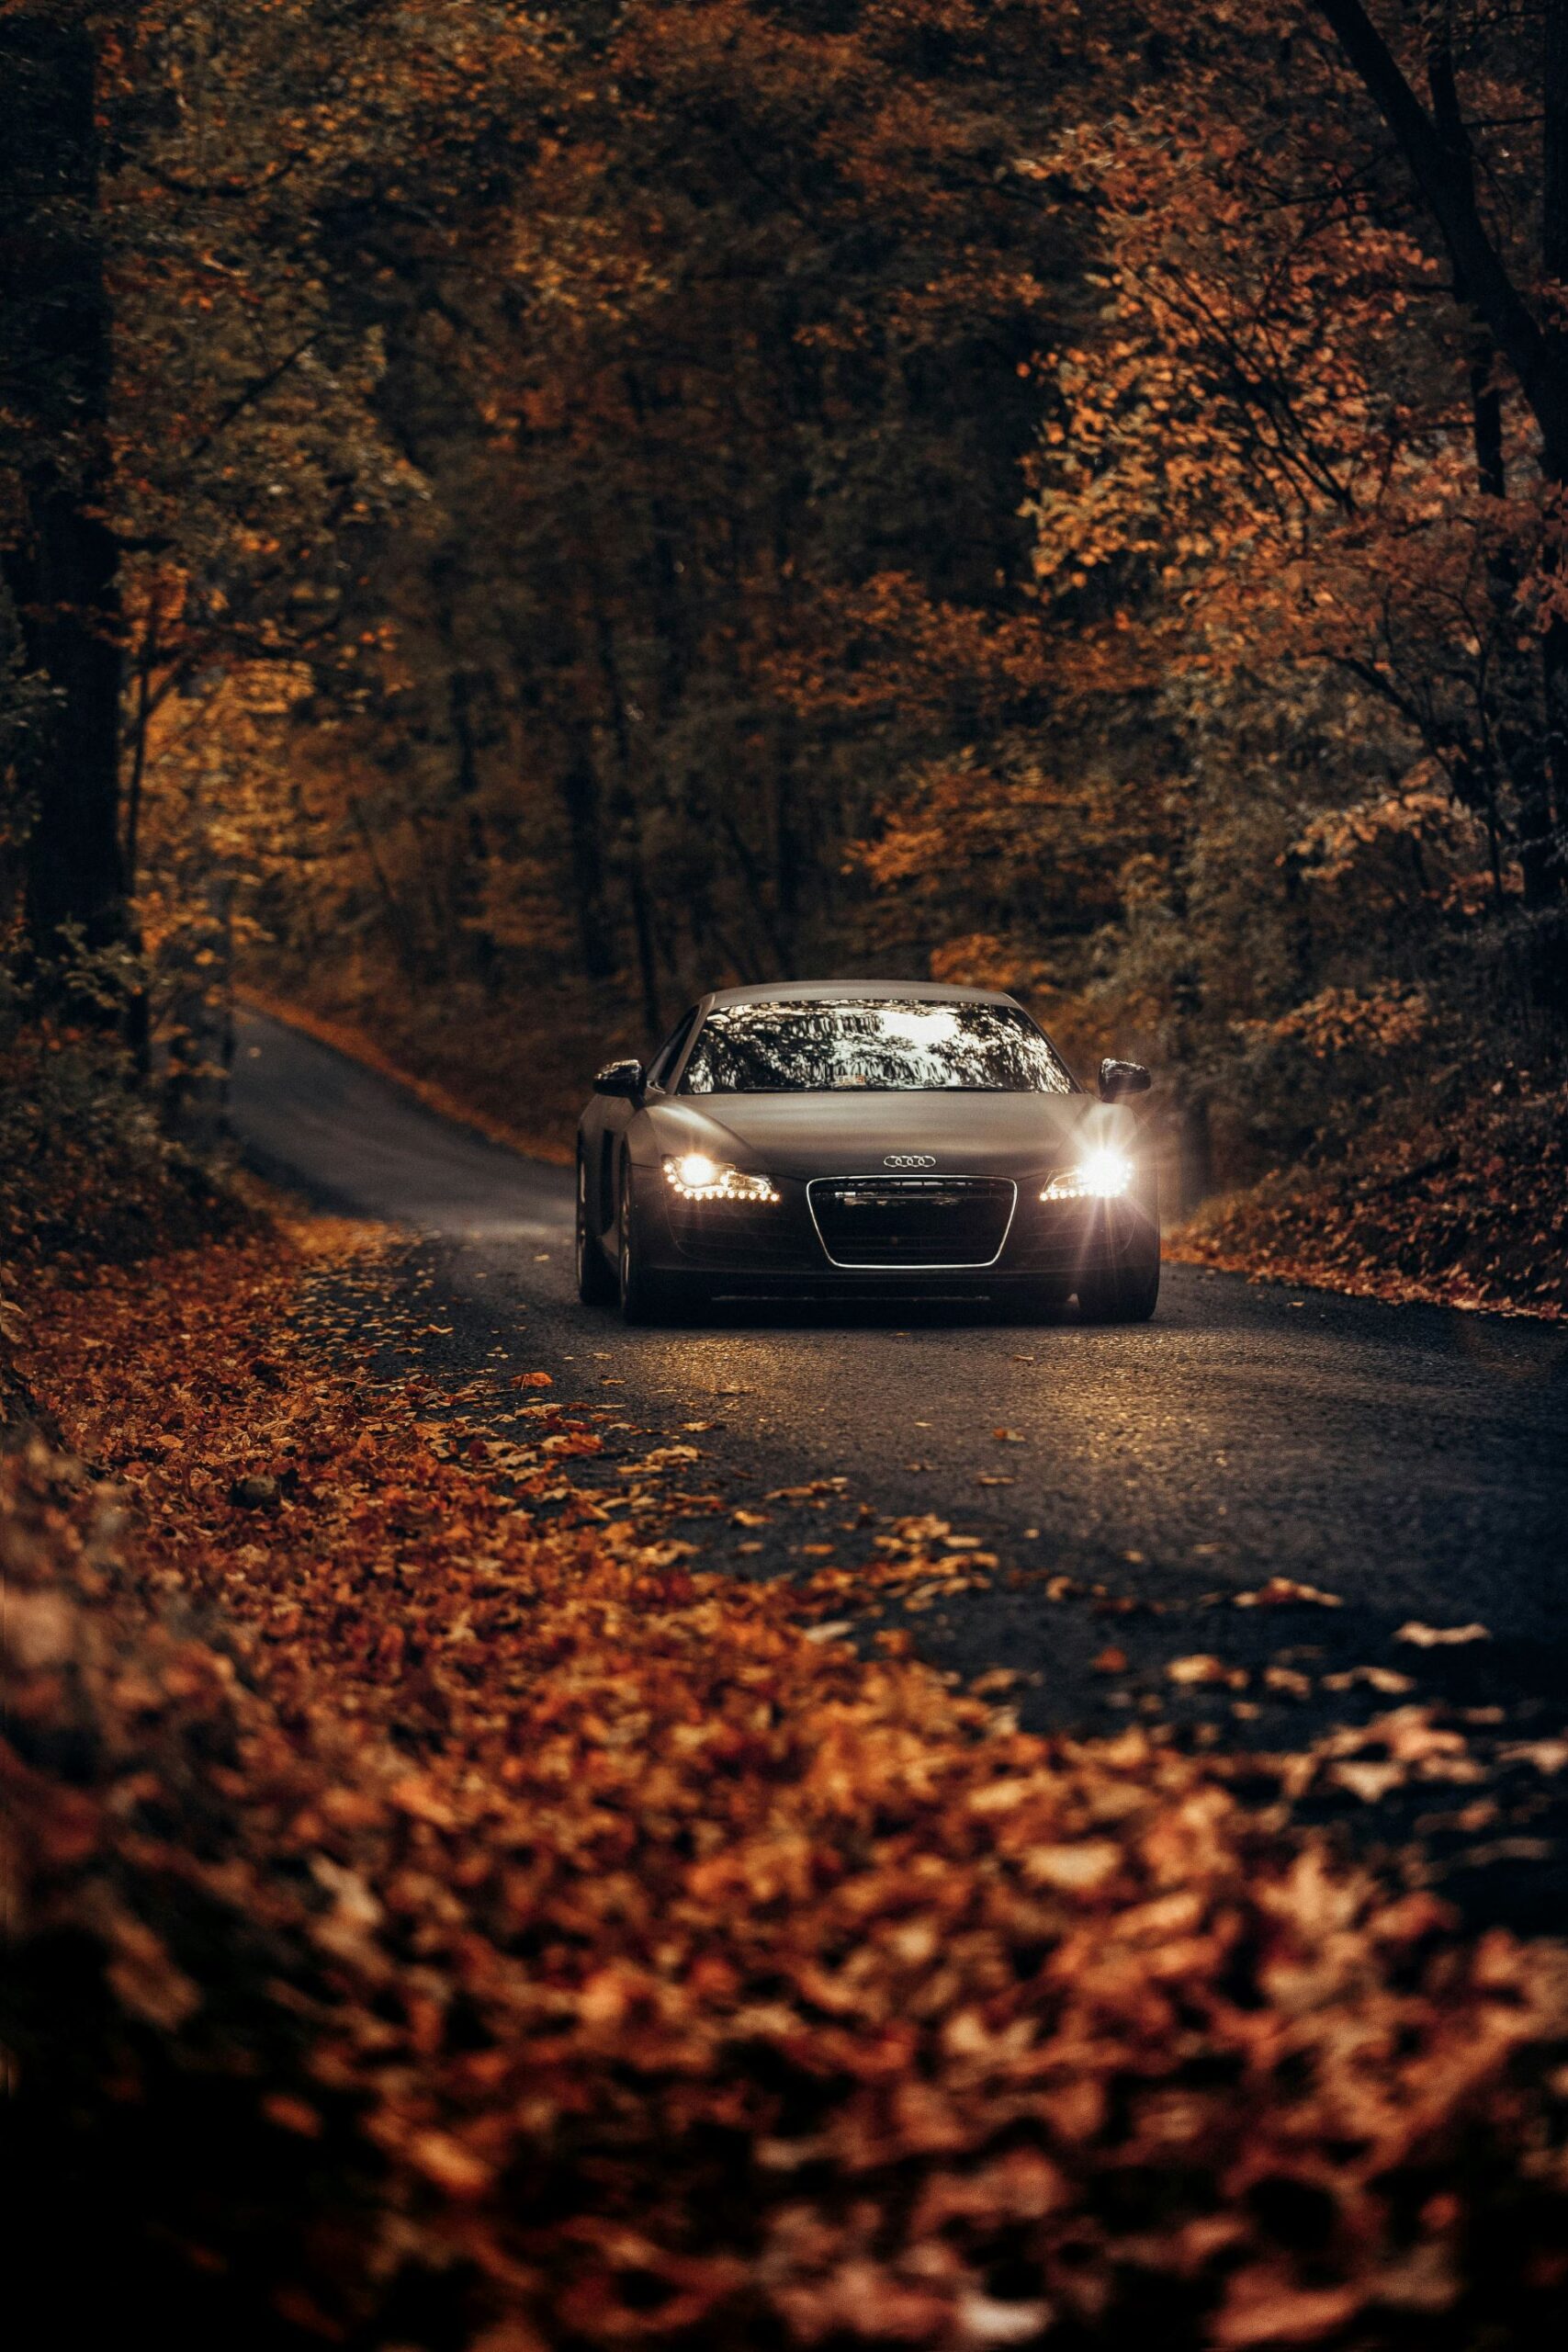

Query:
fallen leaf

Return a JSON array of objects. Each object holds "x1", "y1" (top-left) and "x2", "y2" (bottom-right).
[
  {"x1": 1497, "y1": 1740, "x2": 1568, "y2": 1774},
  {"x1": 1167, "y1": 1653, "x2": 1244, "y2": 1688},
  {"x1": 263, "y1": 2094, "x2": 323, "y2": 2138},
  {"x1": 1234, "y1": 1577, "x2": 1342, "y2": 1609},
  {"x1": 1322, "y1": 1665, "x2": 1415, "y2": 1694},
  {"x1": 1214, "y1": 2276, "x2": 1363, "y2": 2347},
  {"x1": 1264, "y1": 1665, "x2": 1312, "y2": 1699},
  {"x1": 1330, "y1": 1759, "x2": 1405, "y2": 1803},
  {"x1": 953, "y1": 2290, "x2": 1054, "y2": 2345},
  {"x1": 1025, "y1": 1841, "x2": 1121, "y2": 1892}
]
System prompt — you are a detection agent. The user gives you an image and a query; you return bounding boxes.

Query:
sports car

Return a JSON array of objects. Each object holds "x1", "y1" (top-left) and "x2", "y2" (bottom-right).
[{"x1": 575, "y1": 981, "x2": 1158, "y2": 1323}]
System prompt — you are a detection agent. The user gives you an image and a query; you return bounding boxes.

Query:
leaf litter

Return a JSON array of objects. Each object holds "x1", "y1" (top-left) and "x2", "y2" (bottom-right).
[{"x1": 6, "y1": 1221, "x2": 1568, "y2": 2349}]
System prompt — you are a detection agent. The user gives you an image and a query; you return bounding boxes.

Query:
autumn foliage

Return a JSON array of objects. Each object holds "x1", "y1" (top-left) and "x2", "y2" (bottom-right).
[
  {"x1": 2, "y1": 3, "x2": 1565, "y2": 1303},
  {"x1": 6, "y1": 1225, "x2": 1568, "y2": 2349}
]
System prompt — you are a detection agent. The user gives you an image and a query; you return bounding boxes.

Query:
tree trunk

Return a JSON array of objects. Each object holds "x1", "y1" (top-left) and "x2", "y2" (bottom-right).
[
  {"x1": 1176, "y1": 1091, "x2": 1213, "y2": 1219},
  {"x1": 1319, "y1": 0, "x2": 1568, "y2": 1006},
  {"x1": 1540, "y1": 0, "x2": 1568, "y2": 968},
  {"x1": 1316, "y1": 1, "x2": 1568, "y2": 468},
  {"x1": 555, "y1": 720, "x2": 616, "y2": 981},
  {"x1": 0, "y1": 15, "x2": 126, "y2": 976},
  {"x1": 428, "y1": 554, "x2": 500, "y2": 988},
  {"x1": 586, "y1": 577, "x2": 664, "y2": 1035}
]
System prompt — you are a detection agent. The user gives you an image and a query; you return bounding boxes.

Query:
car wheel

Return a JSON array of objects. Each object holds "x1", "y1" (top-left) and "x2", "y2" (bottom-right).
[
  {"x1": 1077, "y1": 1234, "x2": 1160, "y2": 1324},
  {"x1": 576, "y1": 1154, "x2": 617, "y2": 1306},
  {"x1": 617, "y1": 1169, "x2": 687, "y2": 1325}
]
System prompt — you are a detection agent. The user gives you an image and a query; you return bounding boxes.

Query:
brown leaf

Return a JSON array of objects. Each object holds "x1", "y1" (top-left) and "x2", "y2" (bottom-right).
[
  {"x1": 1167, "y1": 1653, "x2": 1244, "y2": 1687},
  {"x1": 1234, "y1": 1577, "x2": 1341, "y2": 1609}
]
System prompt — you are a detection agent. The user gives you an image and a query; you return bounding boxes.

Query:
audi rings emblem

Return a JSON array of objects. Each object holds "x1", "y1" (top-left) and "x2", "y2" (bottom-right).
[{"x1": 884, "y1": 1152, "x2": 937, "y2": 1169}]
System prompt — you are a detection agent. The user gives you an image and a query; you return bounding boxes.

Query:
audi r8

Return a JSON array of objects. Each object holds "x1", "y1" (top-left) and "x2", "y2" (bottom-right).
[{"x1": 575, "y1": 982, "x2": 1158, "y2": 1324}]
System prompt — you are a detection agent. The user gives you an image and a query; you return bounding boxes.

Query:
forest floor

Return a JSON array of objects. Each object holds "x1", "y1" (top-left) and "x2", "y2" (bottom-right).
[{"x1": 7, "y1": 1171, "x2": 1568, "y2": 2348}]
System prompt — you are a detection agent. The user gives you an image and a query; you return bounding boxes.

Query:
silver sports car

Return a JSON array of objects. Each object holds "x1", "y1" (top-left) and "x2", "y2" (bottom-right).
[{"x1": 575, "y1": 981, "x2": 1158, "y2": 1323}]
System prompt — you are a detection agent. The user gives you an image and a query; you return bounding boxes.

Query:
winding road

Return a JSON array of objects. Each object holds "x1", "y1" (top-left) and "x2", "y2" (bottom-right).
[{"x1": 231, "y1": 1005, "x2": 1568, "y2": 1867}]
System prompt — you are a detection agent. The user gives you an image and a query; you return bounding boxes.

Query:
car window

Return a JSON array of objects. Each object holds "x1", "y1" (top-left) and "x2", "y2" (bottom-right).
[
  {"x1": 644, "y1": 1008, "x2": 697, "y2": 1091},
  {"x1": 680, "y1": 999, "x2": 1073, "y2": 1094}
]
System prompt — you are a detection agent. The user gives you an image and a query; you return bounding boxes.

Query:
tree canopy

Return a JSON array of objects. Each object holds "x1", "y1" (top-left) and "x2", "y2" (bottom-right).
[{"x1": 2, "y1": 1, "x2": 1564, "y2": 1186}]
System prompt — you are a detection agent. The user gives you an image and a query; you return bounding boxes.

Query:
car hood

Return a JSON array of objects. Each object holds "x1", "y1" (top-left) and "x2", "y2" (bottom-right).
[{"x1": 640, "y1": 1090, "x2": 1134, "y2": 1178}]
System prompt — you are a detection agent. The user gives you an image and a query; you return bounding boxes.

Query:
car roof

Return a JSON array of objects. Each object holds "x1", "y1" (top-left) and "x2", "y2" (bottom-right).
[{"x1": 701, "y1": 978, "x2": 1022, "y2": 1009}]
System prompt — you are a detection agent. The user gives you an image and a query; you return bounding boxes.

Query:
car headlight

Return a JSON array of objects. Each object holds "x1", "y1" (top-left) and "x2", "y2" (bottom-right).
[
  {"x1": 1041, "y1": 1146, "x2": 1134, "y2": 1202},
  {"x1": 663, "y1": 1153, "x2": 779, "y2": 1203}
]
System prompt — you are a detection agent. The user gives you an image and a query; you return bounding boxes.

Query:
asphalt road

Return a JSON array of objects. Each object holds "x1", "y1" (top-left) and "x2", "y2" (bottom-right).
[{"x1": 231, "y1": 1006, "x2": 1568, "y2": 1919}]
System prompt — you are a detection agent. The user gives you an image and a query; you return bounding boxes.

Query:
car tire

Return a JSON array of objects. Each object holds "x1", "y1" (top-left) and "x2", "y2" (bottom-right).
[
  {"x1": 576, "y1": 1154, "x2": 617, "y2": 1306},
  {"x1": 1076, "y1": 1235, "x2": 1160, "y2": 1324},
  {"x1": 617, "y1": 1169, "x2": 688, "y2": 1325}
]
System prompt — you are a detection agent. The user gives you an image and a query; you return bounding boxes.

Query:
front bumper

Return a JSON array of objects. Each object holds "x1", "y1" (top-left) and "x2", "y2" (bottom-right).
[{"x1": 644, "y1": 1171, "x2": 1156, "y2": 1292}]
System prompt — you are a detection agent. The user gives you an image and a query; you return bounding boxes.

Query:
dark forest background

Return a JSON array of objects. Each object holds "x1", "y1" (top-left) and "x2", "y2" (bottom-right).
[{"x1": 3, "y1": 2, "x2": 1566, "y2": 1286}]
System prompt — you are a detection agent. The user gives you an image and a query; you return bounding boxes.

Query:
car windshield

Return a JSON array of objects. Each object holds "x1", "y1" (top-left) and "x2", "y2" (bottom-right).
[{"x1": 680, "y1": 999, "x2": 1073, "y2": 1094}]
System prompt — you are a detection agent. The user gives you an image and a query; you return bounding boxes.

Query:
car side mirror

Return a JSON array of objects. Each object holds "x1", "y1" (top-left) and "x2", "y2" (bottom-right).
[
  {"x1": 593, "y1": 1057, "x2": 645, "y2": 1099},
  {"x1": 1099, "y1": 1057, "x2": 1151, "y2": 1103}
]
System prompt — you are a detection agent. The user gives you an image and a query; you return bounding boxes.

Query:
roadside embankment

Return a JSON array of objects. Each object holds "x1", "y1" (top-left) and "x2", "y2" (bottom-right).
[{"x1": 1169, "y1": 1082, "x2": 1568, "y2": 1321}]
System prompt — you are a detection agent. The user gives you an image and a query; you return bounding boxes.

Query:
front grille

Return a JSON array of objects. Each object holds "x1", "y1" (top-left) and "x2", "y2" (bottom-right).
[{"x1": 807, "y1": 1176, "x2": 1016, "y2": 1269}]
